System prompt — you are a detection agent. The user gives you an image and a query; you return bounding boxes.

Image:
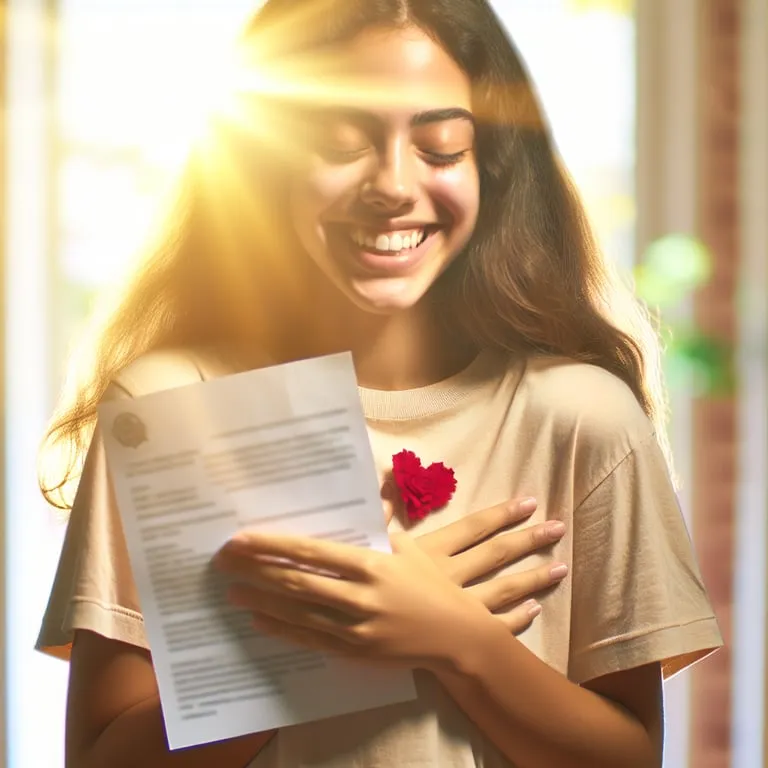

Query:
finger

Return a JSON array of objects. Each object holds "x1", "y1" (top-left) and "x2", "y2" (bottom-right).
[
  {"x1": 251, "y1": 613, "x2": 357, "y2": 655},
  {"x1": 468, "y1": 561, "x2": 568, "y2": 611},
  {"x1": 219, "y1": 531, "x2": 376, "y2": 580},
  {"x1": 496, "y1": 599, "x2": 542, "y2": 635},
  {"x1": 450, "y1": 520, "x2": 566, "y2": 585},
  {"x1": 216, "y1": 553, "x2": 369, "y2": 616},
  {"x1": 228, "y1": 583, "x2": 367, "y2": 642},
  {"x1": 252, "y1": 616, "x2": 404, "y2": 670},
  {"x1": 416, "y1": 497, "x2": 538, "y2": 557}
]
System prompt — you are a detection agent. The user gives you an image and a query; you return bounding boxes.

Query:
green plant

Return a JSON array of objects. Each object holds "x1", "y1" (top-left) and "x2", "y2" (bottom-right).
[{"x1": 633, "y1": 234, "x2": 734, "y2": 397}]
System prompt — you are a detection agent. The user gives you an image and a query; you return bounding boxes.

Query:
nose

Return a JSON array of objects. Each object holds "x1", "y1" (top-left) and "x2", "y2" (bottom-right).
[{"x1": 359, "y1": 138, "x2": 417, "y2": 213}]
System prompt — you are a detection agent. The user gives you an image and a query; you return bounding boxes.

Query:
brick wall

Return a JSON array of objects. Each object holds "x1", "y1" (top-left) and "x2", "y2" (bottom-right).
[{"x1": 689, "y1": 2, "x2": 740, "y2": 767}]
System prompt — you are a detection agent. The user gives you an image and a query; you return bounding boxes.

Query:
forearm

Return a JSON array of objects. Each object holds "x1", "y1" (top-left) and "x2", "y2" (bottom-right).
[
  {"x1": 435, "y1": 622, "x2": 657, "y2": 768},
  {"x1": 78, "y1": 695, "x2": 274, "y2": 768}
]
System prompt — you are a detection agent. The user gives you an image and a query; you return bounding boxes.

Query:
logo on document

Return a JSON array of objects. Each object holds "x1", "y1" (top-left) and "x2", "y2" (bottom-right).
[{"x1": 112, "y1": 412, "x2": 148, "y2": 448}]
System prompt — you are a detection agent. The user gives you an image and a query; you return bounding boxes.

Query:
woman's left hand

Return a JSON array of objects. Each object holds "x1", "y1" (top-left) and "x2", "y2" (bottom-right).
[{"x1": 214, "y1": 531, "x2": 497, "y2": 672}]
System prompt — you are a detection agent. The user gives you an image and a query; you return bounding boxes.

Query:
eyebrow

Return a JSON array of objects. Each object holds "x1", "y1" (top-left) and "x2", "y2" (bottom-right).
[
  {"x1": 317, "y1": 106, "x2": 474, "y2": 128},
  {"x1": 410, "y1": 108, "x2": 475, "y2": 127}
]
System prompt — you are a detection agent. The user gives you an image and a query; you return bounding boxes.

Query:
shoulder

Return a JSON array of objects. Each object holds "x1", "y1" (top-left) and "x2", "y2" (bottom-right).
[
  {"x1": 511, "y1": 355, "x2": 658, "y2": 490},
  {"x1": 109, "y1": 344, "x2": 269, "y2": 400},
  {"x1": 111, "y1": 348, "x2": 204, "y2": 399},
  {"x1": 520, "y1": 356, "x2": 652, "y2": 434}
]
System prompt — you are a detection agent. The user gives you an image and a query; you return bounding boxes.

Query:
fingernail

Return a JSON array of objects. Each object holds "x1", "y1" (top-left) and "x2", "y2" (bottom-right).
[
  {"x1": 550, "y1": 563, "x2": 568, "y2": 580},
  {"x1": 518, "y1": 498, "x2": 537, "y2": 515},
  {"x1": 546, "y1": 521, "x2": 566, "y2": 538},
  {"x1": 525, "y1": 600, "x2": 542, "y2": 617}
]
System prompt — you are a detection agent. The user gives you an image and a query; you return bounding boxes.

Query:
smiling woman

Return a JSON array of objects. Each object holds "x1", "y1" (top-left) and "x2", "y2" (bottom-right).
[
  {"x1": 286, "y1": 26, "x2": 480, "y2": 320},
  {"x1": 28, "y1": 1, "x2": 721, "y2": 768}
]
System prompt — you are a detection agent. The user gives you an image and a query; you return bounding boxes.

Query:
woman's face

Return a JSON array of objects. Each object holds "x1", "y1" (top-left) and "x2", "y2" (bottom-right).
[{"x1": 287, "y1": 25, "x2": 480, "y2": 314}]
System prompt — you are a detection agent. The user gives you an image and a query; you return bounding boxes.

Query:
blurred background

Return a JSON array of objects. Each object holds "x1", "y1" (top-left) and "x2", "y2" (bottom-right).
[{"x1": 1, "y1": 0, "x2": 765, "y2": 766}]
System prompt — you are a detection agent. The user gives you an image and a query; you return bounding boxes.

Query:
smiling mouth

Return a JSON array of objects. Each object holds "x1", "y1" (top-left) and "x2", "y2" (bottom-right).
[{"x1": 345, "y1": 226, "x2": 438, "y2": 255}]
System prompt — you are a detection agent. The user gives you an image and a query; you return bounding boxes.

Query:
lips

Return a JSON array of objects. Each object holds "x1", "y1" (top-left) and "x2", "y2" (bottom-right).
[
  {"x1": 336, "y1": 224, "x2": 440, "y2": 256},
  {"x1": 350, "y1": 228, "x2": 428, "y2": 253},
  {"x1": 329, "y1": 222, "x2": 440, "y2": 274}
]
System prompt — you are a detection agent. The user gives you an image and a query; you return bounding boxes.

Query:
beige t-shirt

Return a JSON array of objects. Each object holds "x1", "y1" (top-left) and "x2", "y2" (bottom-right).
[{"x1": 37, "y1": 347, "x2": 722, "y2": 768}]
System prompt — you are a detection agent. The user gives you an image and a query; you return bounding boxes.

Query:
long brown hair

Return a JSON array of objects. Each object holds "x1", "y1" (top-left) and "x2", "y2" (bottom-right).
[{"x1": 40, "y1": 0, "x2": 671, "y2": 508}]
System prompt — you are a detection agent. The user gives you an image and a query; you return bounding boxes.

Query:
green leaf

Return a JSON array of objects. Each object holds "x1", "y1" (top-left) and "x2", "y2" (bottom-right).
[
  {"x1": 663, "y1": 329, "x2": 734, "y2": 397},
  {"x1": 635, "y1": 234, "x2": 713, "y2": 309}
]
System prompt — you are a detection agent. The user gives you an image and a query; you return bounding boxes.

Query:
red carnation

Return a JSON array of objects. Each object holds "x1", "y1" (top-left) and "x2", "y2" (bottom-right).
[{"x1": 391, "y1": 449, "x2": 457, "y2": 521}]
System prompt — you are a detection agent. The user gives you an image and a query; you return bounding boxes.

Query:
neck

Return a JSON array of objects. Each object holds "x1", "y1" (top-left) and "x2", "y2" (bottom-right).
[{"x1": 270, "y1": 290, "x2": 476, "y2": 391}]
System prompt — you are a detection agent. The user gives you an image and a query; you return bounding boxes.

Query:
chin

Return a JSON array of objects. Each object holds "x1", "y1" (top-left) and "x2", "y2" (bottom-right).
[{"x1": 342, "y1": 277, "x2": 432, "y2": 315}]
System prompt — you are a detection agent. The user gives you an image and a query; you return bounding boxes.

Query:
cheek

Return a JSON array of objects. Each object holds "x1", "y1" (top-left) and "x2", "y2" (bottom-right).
[
  {"x1": 429, "y1": 165, "x2": 480, "y2": 233},
  {"x1": 290, "y1": 163, "x2": 362, "y2": 236}
]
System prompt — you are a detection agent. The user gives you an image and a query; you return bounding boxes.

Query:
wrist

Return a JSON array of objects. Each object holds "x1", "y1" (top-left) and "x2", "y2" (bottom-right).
[{"x1": 432, "y1": 611, "x2": 512, "y2": 681}]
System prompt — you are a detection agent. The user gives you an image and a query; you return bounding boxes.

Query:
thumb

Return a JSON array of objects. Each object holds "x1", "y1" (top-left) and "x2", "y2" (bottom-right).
[
  {"x1": 381, "y1": 477, "x2": 400, "y2": 526},
  {"x1": 389, "y1": 530, "x2": 421, "y2": 555}
]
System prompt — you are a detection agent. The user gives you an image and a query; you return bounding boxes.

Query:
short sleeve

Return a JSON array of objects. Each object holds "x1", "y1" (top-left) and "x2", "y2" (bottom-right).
[
  {"x1": 36, "y1": 348, "x2": 216, "y2": 660},
  {"x1": 568, "y1": 433, "x2": 723, "y2": 684},
  {"x1": 36, "y1": 386, "x2": 149, "y2": 660}
]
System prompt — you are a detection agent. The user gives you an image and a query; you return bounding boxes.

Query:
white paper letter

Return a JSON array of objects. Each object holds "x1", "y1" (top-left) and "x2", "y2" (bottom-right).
[{"x1": 99, "y1": 354, "x2": 415, "y2": 750}]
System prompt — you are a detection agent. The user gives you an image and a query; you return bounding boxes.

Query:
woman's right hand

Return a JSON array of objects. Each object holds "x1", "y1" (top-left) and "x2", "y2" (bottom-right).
[{"x1": 410, "y1": 499, "x2": 567, "y2": 635}]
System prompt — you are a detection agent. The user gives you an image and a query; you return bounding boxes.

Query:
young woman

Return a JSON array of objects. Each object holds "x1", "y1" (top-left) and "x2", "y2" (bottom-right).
[{"x1": 37, "y1": 1, "x2": 722, "y2": 767}]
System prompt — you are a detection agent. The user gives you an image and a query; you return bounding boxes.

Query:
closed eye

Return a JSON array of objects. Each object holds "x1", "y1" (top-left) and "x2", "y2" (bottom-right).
[
  {"x1": 319, "y1": 147, "x2": 470, "y2": 167},
  {"x1": 422, "y1": 149, "x2": 470, "y2": 167},
  {"x1": 320, "y1": 147, "x2": 370, "y2": 164}
]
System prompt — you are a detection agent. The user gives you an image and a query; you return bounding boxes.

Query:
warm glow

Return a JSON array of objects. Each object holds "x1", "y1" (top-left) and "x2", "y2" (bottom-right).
[
  {"x1": 8, "y1": 7, "x2": 641, "y2": 768},
  {"x1": 59, "y1": 7, "x2": 256, "y2": 171}
]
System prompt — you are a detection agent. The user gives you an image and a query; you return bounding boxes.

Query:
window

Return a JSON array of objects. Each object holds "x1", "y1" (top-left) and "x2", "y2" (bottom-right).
[{"x1": 495, "y1": 0, "x2": 637, "y2": 271}]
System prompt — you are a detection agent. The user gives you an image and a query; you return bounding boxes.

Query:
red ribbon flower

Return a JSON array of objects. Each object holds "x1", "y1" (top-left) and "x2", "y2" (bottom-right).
[{"x1": 391, "y1": 449, "x2": 457, "y2": 521}]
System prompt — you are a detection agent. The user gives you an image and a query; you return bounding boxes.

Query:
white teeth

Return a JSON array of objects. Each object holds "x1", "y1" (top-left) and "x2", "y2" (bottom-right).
[{"x1": 351, "y1": 228, "x2": 428, "y2": 252}]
